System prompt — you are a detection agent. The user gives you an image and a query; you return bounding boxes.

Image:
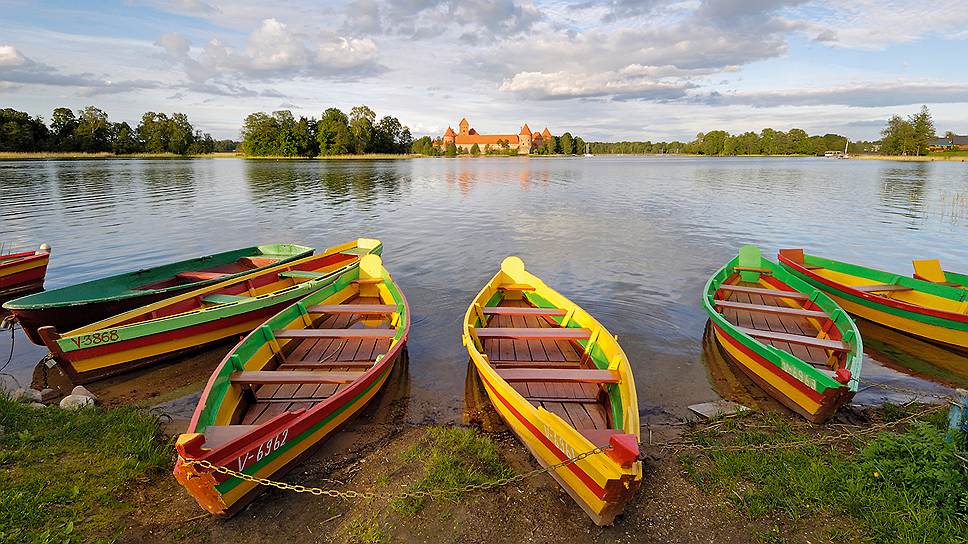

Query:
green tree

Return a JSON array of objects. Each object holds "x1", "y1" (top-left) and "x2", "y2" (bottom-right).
[
  {"x1": 573, "y1": 136, "x2": 585, "y2": 154},
  {"x1": 0, "y1": 108, "x2": 50, "y2": 151},
  {"x1": 137, "y1": 112, "x2": 169, "y2": 153},
  {"x1": 110, "y1": 122, "x2": 141, "y2": 154},
  {"x1": 165, "y1": 112, "x2": 195, "y2": 155},
  {"x1": 50, "y1": 107, "x2": 77, "y2": 150},
  {"x1": 73, "y1": 106, "x2": 111, "y2": 152},
  {"x1": 240, "y1": 112, "x2": 279, "y2": 156},
  {"x1": 909, "y1": 105, "x2": 935, "y2": 156},
  {"x1": 445, "y1": 141, "x2": 457, "y2": 157},
  {"x1": 559, "y1": 132, "x2": 574, "y2": 155},
  {"x1": 787, "y1": 128, "x2": 808, "y2": 154},
  {"x1": 700, "y1": 130, "x2": 728, "y2": 155},
  {"x1": 317, "y1": 108, "x2": 352, "y2": 156},
  {"x1": 349, "y1": 105, "x2": 376, "y2": 154},
  {"x1": 372, "y1": 115, "x2": 403, "y2": 153},
  {"x1": 881, "y1": 115, "x2": 916, "y2": 155},
  {"x1": 291, "y1": 116, "x2": 318, "y2": 157},
  {"x1": 470, "y1": 143, "x2": 481, "y2": 155}
]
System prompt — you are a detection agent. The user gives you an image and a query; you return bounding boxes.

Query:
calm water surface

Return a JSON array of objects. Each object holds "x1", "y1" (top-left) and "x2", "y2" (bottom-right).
[{"x1": 2, "y1": 157, "x2": 966, "y2": 421}]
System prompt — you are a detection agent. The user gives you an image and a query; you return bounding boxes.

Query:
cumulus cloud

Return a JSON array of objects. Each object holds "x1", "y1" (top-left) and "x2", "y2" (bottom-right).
[
  {"x1": 499, "y1": 66, "x2": 697, "y2": 100},
  {"x1": 157, "y1": 18, "x2": 384, "y2": 84},
  {"x1": 0, "y1": 44, "x2": 162, "y2": 94},
  {"x1": 701, "y1": 82, "x2": 968, "y2": 108},
  {"x1": 349, "y1": 0, "x2": 542, "y2": 38}
]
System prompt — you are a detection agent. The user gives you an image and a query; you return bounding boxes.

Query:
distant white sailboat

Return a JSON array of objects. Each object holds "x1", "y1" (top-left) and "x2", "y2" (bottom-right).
[{"x1": 584, "y1": 143, "x2": 593, "y2": 157}]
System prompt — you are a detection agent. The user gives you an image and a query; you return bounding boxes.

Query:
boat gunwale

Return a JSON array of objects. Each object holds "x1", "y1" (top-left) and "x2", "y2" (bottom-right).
[{"x1": 702, "y1": 252, "x2": 863, "y2": 394}]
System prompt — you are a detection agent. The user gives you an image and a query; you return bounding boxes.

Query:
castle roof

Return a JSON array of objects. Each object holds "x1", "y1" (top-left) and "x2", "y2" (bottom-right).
[
  {"x1": 542, "y1": 127, "x2": 552, "y2": 138},
  {"x1": 459, "y1": 117, "x2": 469, "y2": 126},
  {"x1": 468, "y1": 128, "x2": 478, "y2": 135},
  {"x1": 519, "y1": 123, "x2": 531, "y2": 135},
  {"x1": 444, "y1": 126, "x2": 456, "y2": 137},
  {"x1": 532, "y1": 131, "x2": 542, "y2": 140}
]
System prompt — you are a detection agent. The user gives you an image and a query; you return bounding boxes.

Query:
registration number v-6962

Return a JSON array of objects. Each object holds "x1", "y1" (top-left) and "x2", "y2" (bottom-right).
[
  {"x1": 236, "y1": 429, "x2": 289, "y2": 472},
  {"x1": 70, "y1": 330, "x2": 120, "y2": 348}
]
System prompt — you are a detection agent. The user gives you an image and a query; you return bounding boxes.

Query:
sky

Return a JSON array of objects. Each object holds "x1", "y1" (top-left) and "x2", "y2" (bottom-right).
[{"x1": 1, "y1": 0, "x2": 967, "y2": 141}]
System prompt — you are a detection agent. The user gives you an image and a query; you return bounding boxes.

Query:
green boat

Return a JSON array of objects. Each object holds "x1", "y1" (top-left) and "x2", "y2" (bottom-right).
[{"x1": 4, "y1": 243, "x2": 313, "y2": 345}]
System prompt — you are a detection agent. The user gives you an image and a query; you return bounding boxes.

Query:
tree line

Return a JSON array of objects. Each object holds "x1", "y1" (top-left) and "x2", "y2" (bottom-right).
[
  {"x1": 589, "y1": 129, "x2": 862, "y2": 156},
  {"x1": 0, "y1": 107, "x2": 235, "y2": 154},
  {"x1": 240, "y1": 106, "x2": 413, "y2": 157}
]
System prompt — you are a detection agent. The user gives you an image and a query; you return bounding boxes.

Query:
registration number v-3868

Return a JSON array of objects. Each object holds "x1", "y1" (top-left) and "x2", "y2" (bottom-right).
[{"x1": 70, "y1": 330, "x2": 119, "y2": 348}]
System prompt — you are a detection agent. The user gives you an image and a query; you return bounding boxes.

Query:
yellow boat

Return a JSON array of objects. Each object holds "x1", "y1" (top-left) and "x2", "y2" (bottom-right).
[{"x1": 461, "y1": 257, "x2": 641, "y2": 525}]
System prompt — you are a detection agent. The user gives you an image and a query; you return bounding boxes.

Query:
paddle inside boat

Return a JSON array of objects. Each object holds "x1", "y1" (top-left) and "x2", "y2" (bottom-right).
[
  {"x1": 703, "y1": 246, "x2": 862, "y2": 423},
  {"x1": 174, "y1": 253, "x2": 409, "y2": 516},
  {"x1": 0, "y1": 243, "x2": 50, "y2": 300},
  {"x1": 779, "y1": 249, "x2": 968, "y2": 353},
  {"x1": 4, "y1": 243, "x2": 313, "y2": 345},
  {"x1": 462, "y1": 256, "x2": 641, "y2": 526},
  {"x1": 36, "y1": 239, "x2": 381, "y2": 384}
]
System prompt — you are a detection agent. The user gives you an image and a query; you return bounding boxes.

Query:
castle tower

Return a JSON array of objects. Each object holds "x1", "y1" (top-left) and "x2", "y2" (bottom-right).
[
  {"x1": 444, "y1": 126, "x2": 456, "y2": 146},
  {"x1": 518, "y1": 123, "x2": 532, "y2": 154},
  {"x1": 542, "y1": 127, "x2": 552, "y2": 140},
  {"x1": 459, "y1": 118, "x2": 469, "y2": 136}
]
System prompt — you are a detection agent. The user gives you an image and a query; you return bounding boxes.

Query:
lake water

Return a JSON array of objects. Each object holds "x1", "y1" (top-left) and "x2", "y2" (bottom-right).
[{"x1": 1, "y1": 156, "x2": 965, "y2": 421}]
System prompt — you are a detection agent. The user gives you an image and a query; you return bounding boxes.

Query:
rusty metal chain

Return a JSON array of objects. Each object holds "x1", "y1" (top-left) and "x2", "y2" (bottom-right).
[
  {"x1": 182, "y1": 442, "x2": 611, "y2": 500},
  {"x1": 862, "y1": 381, "x2": 955, "y2": 401}
]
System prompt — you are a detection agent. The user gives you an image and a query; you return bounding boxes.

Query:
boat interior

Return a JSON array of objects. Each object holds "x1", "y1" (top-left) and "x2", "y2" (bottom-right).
[
  {"x1": 476, "y1": 290, "x2": 622, "y2": 448},
  {"x1": 135, "y1": 256, "x2": 284, "y2": 290},
  {"x1": 713, "y1": 275, "x2": 847, "y2": 379},
  {"x1": 202, "y1": 267, "x2": 403, "y2": 449}
]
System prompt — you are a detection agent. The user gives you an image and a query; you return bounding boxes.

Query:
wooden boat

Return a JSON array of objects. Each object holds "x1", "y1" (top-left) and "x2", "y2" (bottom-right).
[
  {"x1": 462, "y1": 256, "x2": 641, "y2": 525},
  {"x1": 912, "y1": 259, "x2": 968, "y2": 289},
  {"x1": 779, "y1": 249, "x2": 968, "y2": 353},
  {"x1": 36, "y1": 239, "x2": 380, "y2": 384},
  {"x1": 173, "y1": 253, "x2": 408, "y2": 515},
  {"x1": 703, "y1": 246, "x2": 862, "y2": 423},
  {"x1": 4, "y1": 243, "x2": 313, "y2": 345},
  {"x1": 0, "y1": 244, "x2": 50, "y2": 299}
]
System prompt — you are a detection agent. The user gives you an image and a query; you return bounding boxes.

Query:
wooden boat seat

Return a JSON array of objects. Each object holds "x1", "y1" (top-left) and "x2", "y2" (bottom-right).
[
  {"x1": 475, "y1": 327, "x2": 591, "y2": 340},
  {"x1": 716, "y1": 285, "x2": 809, "y2": 300},
  {"x1": 340, "y1": 247, "x2": 372, "y2": 255},
  {"x1": 307, "y1": 304, "x2": 397, "y2": 315},
  {"x1": 203, "y1": 425, "x2": 259, "y2": 449},
  {"x1": 714, "y1": 299, "x2": 827, "y2": 319},
  {"x1": 577, "y1": 428, "x2": 622, "y2": 448},
  {"x1": 498, "y1": 284, "x2": 535, "y2": 291},
  {"x1": 231, "y1": 370, "x2": 363, "y2": 385},
  {"x1": 735, "y1": 326, "x2": 848, "y2": 351},
  {"x1": 202, "y1": 293, "x2": 250, "y2": 305},
  {"x1": 280, "y1": 361, "x2": 375, "y2": 370},
  {"x1": 489, "y1": 361, "x2": 582, "y2": 369},
  {"x1": 273, "y1": 328, "x2": 395, "y2": 339},
  {"x1": 496, "y1": 368, "x2": 620, "y2": 384},
  {"x1": 731, "y1": 266, "x2": 773, "y2": 275},
  {"x1": 853, "y1": 284, "x2": 914, "y2": 293},
  {"x1": 482, "y1": 307, "x2": 566, "y2": 316},
  {"x1": 278, "y1": 270, "x2": 327, "y2": 279},
  {"x1": 352, "y1": 278, "x2": 383, "y2": 285},
  {"x1": 175, "y1": 271, "x2": 227, "y2": 281}
]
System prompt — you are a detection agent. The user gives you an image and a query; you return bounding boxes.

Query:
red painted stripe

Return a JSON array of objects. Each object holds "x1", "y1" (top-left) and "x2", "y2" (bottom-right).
[
  {"x1": 0, "y1": 251, "x2": 46, "y2": 268},
  {"x1": 477, "y1": 369, "x2": 608, "y2": 499},
  {"x1": 778, "y1": 255, "x2": 968, "y2": 324},
  {"x1": 0, "y1": 265, "x2": 47, "y2": 289},
  {"x1": 713, "y1": 323, "x2": 828, "y2": 402},
  {"x1": 63, "y1": 302, "x2": 290, "y2": 362}
]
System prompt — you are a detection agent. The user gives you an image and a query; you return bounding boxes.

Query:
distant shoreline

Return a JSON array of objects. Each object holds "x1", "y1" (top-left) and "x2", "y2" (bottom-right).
[{"x1": 2, "y1": 151, "x2": 965, "y2": 162}]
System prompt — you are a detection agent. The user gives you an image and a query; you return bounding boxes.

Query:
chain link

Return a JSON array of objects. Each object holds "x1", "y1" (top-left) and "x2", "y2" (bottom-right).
[
  {"x1": 182, "y1": 443, "x2": 611, "y2": 500},
  {"x1": 179, "y1": 403, "x2": 947, "y2": 500},
  {"x1": 862, "y1": 381, "x2": 955, "y2": 401}
]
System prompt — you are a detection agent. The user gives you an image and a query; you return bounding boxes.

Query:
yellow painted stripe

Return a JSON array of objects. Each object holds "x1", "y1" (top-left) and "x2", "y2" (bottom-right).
[
  {"x1": 830, "y1": 293, "x2": 968, "y2": 349},
  {"x1": 714, "y1": 328, "x2": 823, "y2": 416},
  {"x1": 0, "y1": 257, "x2": 47, "y2": 277}
]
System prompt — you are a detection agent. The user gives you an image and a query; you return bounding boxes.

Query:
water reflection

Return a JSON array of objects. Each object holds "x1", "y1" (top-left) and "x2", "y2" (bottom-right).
[
  {"x1": 878, "y1": 164, "x2": 928, "y2": 225},
  {"x1": 858, "y1": 318, "x2": 968, "y2": 388}
]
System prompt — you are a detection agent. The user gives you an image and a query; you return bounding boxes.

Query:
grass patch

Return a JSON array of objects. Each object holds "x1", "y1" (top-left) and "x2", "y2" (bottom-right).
[
  {"x1": 681, "y1": 405, "x2": 968, "y2": 543},
  {"x1": 391, "y1": 426, "x2": 513, "y2": 515},
  {"x1": 344, "y1": 514, "x2": 391, "y2": 544},
  {"x1": 0, "y1": 396, "x2": 170, "y2": 543}
]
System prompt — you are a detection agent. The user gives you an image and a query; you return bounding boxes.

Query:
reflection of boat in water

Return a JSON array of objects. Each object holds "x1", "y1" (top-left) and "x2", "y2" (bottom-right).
[
  {"x1": 700, "y1": 323, "x2": 787, "y2": 414},
  {"x1": 856, "y1": 317, "x2": 968, "y2": 388}
]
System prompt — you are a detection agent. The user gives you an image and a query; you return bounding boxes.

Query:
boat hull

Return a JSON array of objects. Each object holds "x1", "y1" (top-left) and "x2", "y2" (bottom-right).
[
  {"x1": 711, "y1": 323, "x2": 853, "y2": 423},
  {"x1": 0, "y1": 251, "x2": 49, "y2": 300},
  {"x1": 6, "y1": 244, "x2": 313, "y2": 345}
]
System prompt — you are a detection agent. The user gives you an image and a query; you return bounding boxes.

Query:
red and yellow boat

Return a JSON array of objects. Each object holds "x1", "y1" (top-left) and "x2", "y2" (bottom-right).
[
  {"x1": 174, "y1": 253, "x2": 409, "y2": 515},
  {"x1": 703, "y1": 246, "x2": 862, "y2": 423},
  {"x1": 462, "y1": 257, "x2": 641, "y2": 526},
  {"x1": 38, "y1": 239, "x2": 381, "y2": 384},
  {"x1": 0, "y1": 244, "x2": 50, "y2": 300},
  {"x1": 779, "y1": 249, "x2": 968, "y2": 353}
]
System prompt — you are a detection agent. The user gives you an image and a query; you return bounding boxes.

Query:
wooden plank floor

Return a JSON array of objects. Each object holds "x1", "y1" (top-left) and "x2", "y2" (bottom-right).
[
  {"x1": 482, "y1": 299, "x2": 610, "y2": 431},
  {"x1": 240, "y1": 296, "x2": 391, "y2": 425},
  {"x1": 718, "y1": 282, "x2": 833, "y2": 369}
]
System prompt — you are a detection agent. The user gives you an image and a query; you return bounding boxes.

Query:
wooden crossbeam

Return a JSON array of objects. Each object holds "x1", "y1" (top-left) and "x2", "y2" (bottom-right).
[
  {"x1": 273, "y1": 328, "x2": 395, "y2": 339},
  {"x1": 497, "y1": 284, "x2": 535, "y2": 291},
  {"x1": 497, "y1": 368, "x2": 620, "y2": 384},
  {"x1": 278, "y1": 270, "x2": 327, "y2": 279},
  {"x1": 731, "y1": 266, "x2": 773, "y2": 274},
  {"x1": 202, "y1": 293, "x2": 250, "y2": 305},
  {"x1": 482, "y1": 307, "x2": 566, "y2": 317},
  {"x1": 488, "y1": 361, "x2": 583, "y2": 369},
  {"x1": 306, "y1": 304, "x2": 397, "y2": 315},
  {"x1": 280, "y1": 361, "x2": 375, "y2": 370},
  {"x1": 735, "y1": 326, "x2": 848, "y2": 352},
  {"x1": 714, "y1": 299, "x2": 827, "y2": 319},
  {"x1": 474, "y1": 327, "x2": 591, "y2": 340},
  {"x1": 716, "y1": 284, "x2": 809, "y2": 300},
  {"x1": 231, "y1": 370, "x2": 363, "y2": 385}
]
